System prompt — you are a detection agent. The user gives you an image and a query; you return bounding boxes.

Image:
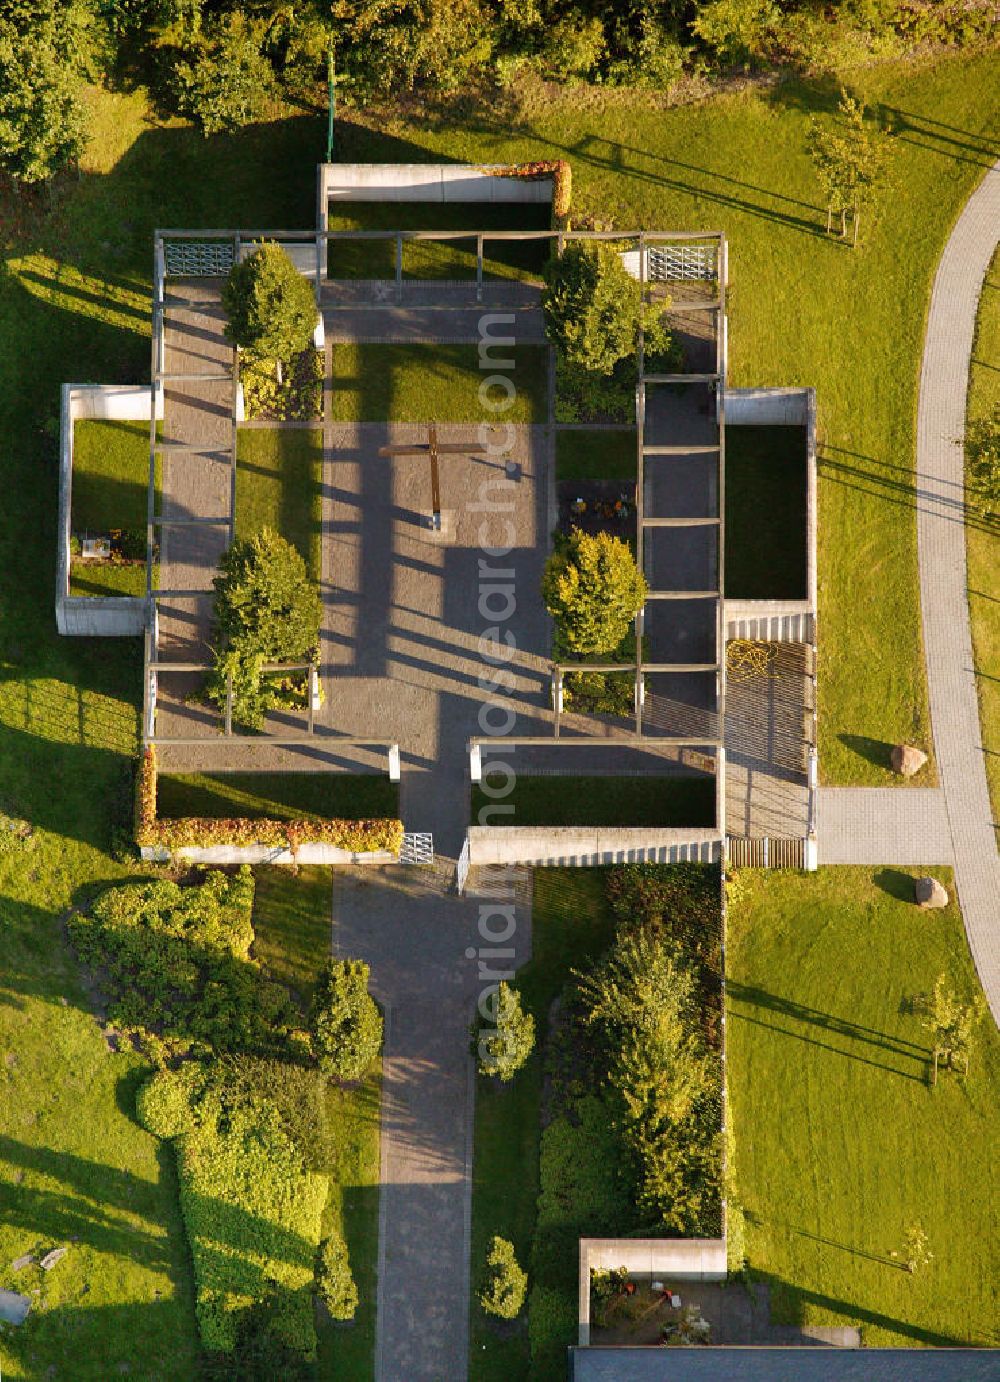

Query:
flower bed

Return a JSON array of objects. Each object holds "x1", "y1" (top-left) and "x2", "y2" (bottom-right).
[
  {"x1": 242, "y1": 347, "x2": 323, "y2": 421},
  {"x1": 135, "y1": 748, "x2": 403, "y2": 857}
]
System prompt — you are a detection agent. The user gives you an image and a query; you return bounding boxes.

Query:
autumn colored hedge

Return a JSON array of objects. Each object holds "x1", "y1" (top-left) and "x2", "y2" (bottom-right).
[
  {"x1": 135, "y1": 747, "x2": 403, "y2": 856},
  {"x1": 487, "y1": 159, "x2": 572, "y2": 226}
]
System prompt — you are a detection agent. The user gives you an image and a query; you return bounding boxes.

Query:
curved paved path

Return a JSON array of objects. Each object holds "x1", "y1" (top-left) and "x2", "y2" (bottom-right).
[{"x1": 916, "y1": 158, "x2": 1000, "y2": 1024}]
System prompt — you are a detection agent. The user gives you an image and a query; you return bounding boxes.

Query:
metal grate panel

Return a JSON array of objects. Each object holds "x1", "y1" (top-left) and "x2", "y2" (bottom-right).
[
  {"x1": 164, "y1": 241, "x2": 235, "y2": 277},
  {"x1": 400, "y1": 831, "x2": 434, "y2": 865}
]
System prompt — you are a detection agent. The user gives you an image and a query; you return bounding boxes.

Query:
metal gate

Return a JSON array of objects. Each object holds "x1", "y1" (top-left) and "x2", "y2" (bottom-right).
[
  {"x1": 727, "y1": 836, "x2": 805, "y2": 869},
  {"x1": 455, "y1": 835, "x2": 471, "y2": 894},
  {"x1": 400, "y1": 832, "x2": 434, "y2": 865}
]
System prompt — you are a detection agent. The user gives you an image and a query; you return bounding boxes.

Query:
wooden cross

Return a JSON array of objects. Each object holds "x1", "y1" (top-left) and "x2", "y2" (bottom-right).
[{"x1": 379, "y1": 423, "x2": 487, "y2": 530}]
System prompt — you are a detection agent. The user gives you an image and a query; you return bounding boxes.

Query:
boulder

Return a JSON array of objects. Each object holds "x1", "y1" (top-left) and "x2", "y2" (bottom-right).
[
  {"x1": 914, "y1": 876, "x2": 948, "y2": 909},
  {"x1": 891, "y1": 744, "x2": 927, "y2": 777}
]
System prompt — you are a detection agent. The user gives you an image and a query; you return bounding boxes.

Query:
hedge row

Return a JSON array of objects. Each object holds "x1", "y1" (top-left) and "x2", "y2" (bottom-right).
[
  {"x1": 487, "y1": 159, "x2": 572, "y2": 225},
  {"x1": 135, "y1": 747, "x2": 403, "y2": 856},
  {"x1": 138, "y1": 1067, "x2": 328, "y2": 1357}
]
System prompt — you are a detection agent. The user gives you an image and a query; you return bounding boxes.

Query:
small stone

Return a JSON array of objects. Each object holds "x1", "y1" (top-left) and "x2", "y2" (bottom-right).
[
  {"x1": 39, "y1": 1248, "x2": 67, "y2": 1272},
  {"x1": 891, "y1": 744, "x2": 927, "y2": 777},
  {"x1": 915, "y1": 876, "x2": 948, "y2": 909},
  {"x1": 10, "y1": 1254, "x2": 33, "y2": 1271}
]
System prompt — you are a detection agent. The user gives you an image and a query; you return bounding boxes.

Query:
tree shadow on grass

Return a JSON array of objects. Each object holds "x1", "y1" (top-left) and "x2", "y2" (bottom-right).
[
  {"x1": 727, "y1": 979, "x2": 930, "y2": 1080},
  {"x1": 838, "y1": 732, "x2": 893, "y2": 770}
]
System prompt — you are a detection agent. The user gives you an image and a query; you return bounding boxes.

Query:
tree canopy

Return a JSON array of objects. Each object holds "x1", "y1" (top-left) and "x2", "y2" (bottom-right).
[
  {"x1": 223, "y1": 242, "x2": 317, "y2": 368},
  {"x1": 309, "y1": 957, "x2": 383, "y2": 1082},
  {"x1": 543, "y1": 528, "x2": 647, "y2": 658},
  {"x1": 208, "y1": 529, "x2": 322, "y2": 729},
  {"x1": 542, "y1": 241, "x2": 672, "y2": 376},
  {"x1": 0, "y1": 0, "x2": 93, "y2": 184}
]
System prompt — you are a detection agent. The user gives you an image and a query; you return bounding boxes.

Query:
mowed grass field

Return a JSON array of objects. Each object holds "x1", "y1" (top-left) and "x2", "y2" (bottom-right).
[
  {"x1": 966, "y1": 247, "x2": 1000, "y2": 844},
  {"x1": 336, "y1": 55, "x2": 1000, "y2": 782},
  {"x1": 0, "y1": 49, "x2": 996, "y2": 1377},
  {"x1": 235, "y1": 426, "x2": 324, "y2": 580},
  {"x1": 726, "y1": 867, "x2": 999, "y2": 1347}
]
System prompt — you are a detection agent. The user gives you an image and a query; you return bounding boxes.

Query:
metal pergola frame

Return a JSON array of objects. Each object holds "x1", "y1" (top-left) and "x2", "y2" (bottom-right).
[{"x1": 148, "y1": 227, "x2": 727, "y2": 817}]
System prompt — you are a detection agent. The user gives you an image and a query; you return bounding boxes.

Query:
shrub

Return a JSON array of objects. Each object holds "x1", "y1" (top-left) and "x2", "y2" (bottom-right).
[
  {"x1": 309, "y1": 958, "x2": 382, "y2": 1082},
  {"x1": 69, "y1": 868, "x2": 299, "y2": 1055},
  {"x1": 692, "y1": 0, "x2": 781, "y2": 66},
  {"x1": 223, "y1": 243, "x2": 317, "y2": 374},
  {"x1": 135, "y1": 1065, "x2": 204, "y2": 1139},
  {"x1": 315, "y1": 1232, "x2": 358, "y2": 1320},
  {"x1": 479, "y1": 1235, "x2": 527, "y2": 1319},
  {"x1": 966, "y1": 404, "x2": 1000, "y2": 518},
  {"x1": 475, "y1": 981, "x2": 535, "y2": 1082},
  {"x1": 543, "y1": 242, "x2": 673, "y2": 376},
  {"x1": 543, "y1": 528, "x2": 647, "y2": 658},
  {"x1": 207, "y1": 529, "x2": 321, "y2": 730}
]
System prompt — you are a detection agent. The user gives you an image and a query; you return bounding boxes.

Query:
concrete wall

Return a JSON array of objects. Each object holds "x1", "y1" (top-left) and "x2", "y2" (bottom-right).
[
  {"x1": 467, "y1": 827, "x2": 721, "y2": 867},
  {"x1": 319, "y1": 163, "x2": 554, "y2": 212},
  {"x1": 578, "y1": 1238, "x2": 728, "y2": 1346},
  {"x1": 724, "y1": 600, "x2": 814, "y2": 643},
  {"x1": 56, "y1": 383, "x2": 160, "y2": 638}
]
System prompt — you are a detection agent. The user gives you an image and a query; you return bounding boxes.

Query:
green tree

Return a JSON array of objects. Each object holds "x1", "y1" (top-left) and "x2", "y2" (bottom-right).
[
  {"x1": 966, "y1": 405, "x2": 1000, "y2": 518},
  {"x1": 208, "y1": 529, "x2": 321, "y2": 730},
  {"x1": 542, "y1": 241, "x2": 672, "y2": 375},
  {"x1": 223, "y1": 242, "x2": 317, "y2": 384},
  {"x1": 915, "y1": 973, "x2": 982, "y2": 1084},
  {"x1": 315, "y1": 1232, "x2": 358, "y2": 1320},
  {"x1": 309, "y1": 958, "x2": 382, "y2": 1082},
  {"x1": 892, "y1": 1222, "x2": 933, "y2": 1274},
  {"x1": 692, "y1": 0, "x2": 780, "y2": 66},
  {"x1": 808, "y1": 93, "x2": 891, "y2": 244},
  {"x1": 478, "y1": 1235, "x2": 528, "y2": 1319},
  {"x1": 476, "y1": 981, "x2": 534, "y2": 1082},
  {"x1": 173, "y1": 13, "x2": 275, "y2": 136},
  {"x1": 543, "y1": 528, "x2": 647, "y2": 657},
  {"x1": 0, "y1": 0, "x2": 93, "y2": 184}
]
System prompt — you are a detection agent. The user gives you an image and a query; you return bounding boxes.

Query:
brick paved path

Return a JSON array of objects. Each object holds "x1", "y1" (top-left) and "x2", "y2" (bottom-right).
[
  {"x1": 817, "y1": 788, "x2": 953, "y2": 865},
  {"x1": 915, "y1": 160, "x2": 1000, "y2": 1022}
]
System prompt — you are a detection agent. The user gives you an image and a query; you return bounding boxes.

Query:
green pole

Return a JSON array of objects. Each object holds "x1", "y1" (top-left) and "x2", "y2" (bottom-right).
[{"x1": 326, "y1": 47, "x2": 336, "y2": 164}]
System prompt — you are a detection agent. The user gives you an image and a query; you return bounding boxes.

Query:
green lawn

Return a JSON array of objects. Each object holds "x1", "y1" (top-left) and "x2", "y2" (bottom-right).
[
  {"x1": 0, "y1": 85, "x2": 335, "y2": 1378},
  {"x1": 329, "y1": 343, "x2": 548, "y2": 423},
  {"x1": 70, "y1": 418, "x2": 160, "y2": 597},
  {"x1": 250, "y1": 867, "x2": 380, "y2": 1380},
  {"x1": 235, "y1": 426, "x2": 323, "y2": 580},
  {"x1": 726, "y1": 425, "x2": 808, "y2": 600},
  {"x1": 966, "y1": 248, "x2": 999, "y2": 845},
  {"x1": 555, "y1": 426, "x2": 636, "y2": 480},
  {"x1": 69, "y1": 560, "x2": 149, "y2": 597},
  {"x1": 335, "y1": 54, "x2": 1000, "y2": 782},
  {"x1": 472, "y1": 773, "x2": 715, "y2": 826},
  {"x1": 156, "y1": 771, "x2": 399, "y2": 822},
  {"x1": 72, "y1": 419, "x2": 158, "y2": 532},
  {"x1": 470, "y1": 869, "x2": 618, "y2": 1381},
  {"x1": 727, "y1": 866, "x2": 999, "y2": 1346},
  {"x1": 327, "y1": 200, "x2": 552, "y2": 281}
]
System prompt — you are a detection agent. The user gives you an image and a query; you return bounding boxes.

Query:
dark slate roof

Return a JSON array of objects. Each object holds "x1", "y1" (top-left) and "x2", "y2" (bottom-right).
[{"x1": 569, "y1": 1348, "x2": 1000, "y2": 1382}]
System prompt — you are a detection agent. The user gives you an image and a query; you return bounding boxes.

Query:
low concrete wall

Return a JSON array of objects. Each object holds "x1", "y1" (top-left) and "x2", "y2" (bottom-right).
[
  {"x1": 725, "y1": 386, "x2": 809, "y2": 426},
  {"x1": 467, "y1": 827, "x2": 721, "y2": 867},
  {"x1": 56, "y1": 383, "x2": 160, "y2": 638},
  {"x1": 141, "y1": 843, "x2": 397, "y2": 866},
  {"x1": 724, "y1": 599, "x2": 814, "y2": 643},
  {"x1": 319, "y1": 163, "x2": 554, "y2": 209},
  {"x1": 578, "y1": 1237, "x2": 727, "y2": 1346}
]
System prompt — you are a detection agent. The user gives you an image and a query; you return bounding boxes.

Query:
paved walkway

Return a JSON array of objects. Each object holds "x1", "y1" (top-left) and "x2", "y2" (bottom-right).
[
  {"x1": 817, "y1": 788, "x2": 953, "y2": 865},
  {"x1": 332, "y1": 864, "x2": 532, "y2": 1382},
  {"x1": 915, "y1": 159, "x2": 1000, "y2": 1022}
]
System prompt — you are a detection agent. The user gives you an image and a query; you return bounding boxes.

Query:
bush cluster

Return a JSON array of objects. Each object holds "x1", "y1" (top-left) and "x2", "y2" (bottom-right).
[
  {"x1": 69, "y1": 868, "x2": 298, "y2": 1057},
  {"x1": 478, "y1": 1235, "x2": 528, "y2": 1319},
  {"x1": 309, "y1": 958, "x2": 383, "y2": 1082},
  {"x1": 315, "y1": 1232, "x2": 359, "y2": 1320},
  {"x1": 138, "y1": 1066, "x2": 329, "y2": 1358}
]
